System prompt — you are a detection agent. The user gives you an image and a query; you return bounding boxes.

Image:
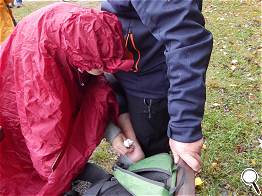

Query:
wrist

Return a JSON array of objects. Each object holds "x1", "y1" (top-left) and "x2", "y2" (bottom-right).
[{"x1": 104, "y1": 122, "x2": 121, "y2": 143}]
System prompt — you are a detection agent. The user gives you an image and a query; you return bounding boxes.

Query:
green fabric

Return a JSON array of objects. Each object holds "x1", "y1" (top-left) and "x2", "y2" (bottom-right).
[
  {"x1": 128, "y1": 153, "x2": 173, "y2": 174},
  {"x1": 114, "y1": 166, "x2": 169, "y2": 196},
  {"x1": 113, "y1": 153, "x2": 177, "y2": 196},
  {"x1": 169, "y1": 165, "x2": 177, "y2": 194}
]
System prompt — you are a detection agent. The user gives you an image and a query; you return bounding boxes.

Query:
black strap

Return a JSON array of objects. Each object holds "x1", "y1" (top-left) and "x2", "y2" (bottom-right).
[
  {"x1": 65, "y1": 163, "x2": 112, "y2": 196},
  {"x1": 83, "y1": 177, "x2": 111, "y2": 196},
  {"x1": 75, "y1": 162, "x2": 110, "y2": 183},
  {"x1": 169, "y1": 166, "x2": 185, "y2": 195}
]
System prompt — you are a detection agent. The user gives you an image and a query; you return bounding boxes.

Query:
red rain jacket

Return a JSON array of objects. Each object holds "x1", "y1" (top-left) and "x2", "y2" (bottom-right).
[{"x1": 0, "y1": 3, "x2": 133, "y2": 195}]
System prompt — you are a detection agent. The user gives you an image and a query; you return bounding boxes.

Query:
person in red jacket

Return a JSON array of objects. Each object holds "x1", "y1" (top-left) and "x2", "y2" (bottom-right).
[{"x1": 0, "y1": 3, "x2": 143, "y2": 195}]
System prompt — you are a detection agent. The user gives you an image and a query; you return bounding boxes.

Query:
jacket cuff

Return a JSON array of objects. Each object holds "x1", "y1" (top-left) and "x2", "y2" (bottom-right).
[
  {"x1": 104, "y1": 122, "x2": 121, "y2": 143},
  {"x1": 167, "y1": 125, "x2": 203, "y2": 143}
]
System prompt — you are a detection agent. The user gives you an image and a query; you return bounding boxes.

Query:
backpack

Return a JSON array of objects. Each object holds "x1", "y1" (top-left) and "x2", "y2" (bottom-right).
[{"x1": 65, "y1": 153, "x2": 184, "y2": 196}]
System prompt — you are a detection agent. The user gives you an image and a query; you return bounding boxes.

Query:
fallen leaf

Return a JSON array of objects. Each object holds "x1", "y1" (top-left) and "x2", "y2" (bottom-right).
[
  {"x1": 248, "y1": 93, "x2": 256, "y2": 101},
  {"x1": 211, "y1": 162, "x2": 218, "y2": 167},
  {"x1": 212, "y1": 103, "x2": 220, "y2": 107},
  {"x1": 247, "y1": 77, "x2": 255, "y2": 81},
  {"x1": 235, "y1": 144, "x2": 245, "y2": 153},
  {"x1": 251, "y1": 159, "x2": 256, "y2": 166},
  {"x1": 195, "y1": 177, "x2": 203, "y2": 187},
  {"x1": 231, "y1": 59, "x2": 238, "y2": 65},
  {"x1": 230, "y1": 65, "x2": 237, "y2": 71}
]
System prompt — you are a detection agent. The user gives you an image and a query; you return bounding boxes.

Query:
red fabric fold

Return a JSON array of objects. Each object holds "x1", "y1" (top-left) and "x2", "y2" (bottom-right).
[{"x1": 0, "y1": 3, "x2": 133, "y2": 195}]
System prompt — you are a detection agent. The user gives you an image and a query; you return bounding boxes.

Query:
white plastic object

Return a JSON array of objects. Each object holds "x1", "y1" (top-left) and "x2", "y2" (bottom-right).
[{"x1": 123, "y1": 139, "x2": 134, "y2": 148}]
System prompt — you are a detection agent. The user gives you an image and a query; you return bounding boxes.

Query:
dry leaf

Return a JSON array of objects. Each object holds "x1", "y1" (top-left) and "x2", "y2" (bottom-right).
[
  {"x1": 212, "y1": 103, "x2": 220, "y2": 107},
  {"x1": 195, "y1": 177, "x2": 203, "y2": 187},
  {"x1": 258, "y1": 138, "x2": 262, "y2": 149},
  {"x1": 247, "y1": 77, "x2": 255, "y2": 81},
  {"x1": 211, "y1": 162, "x2": 218, "y2": 167},
  {"x1": 235, "y1": 144, "x2": 245, "y2": 153},
  {"x1": 251, "y1": 159, "x2": 256, "y2": 166},
  {"x1": 231, "y1": 59, "x2": 238, "y2": 65},
  {"x1": 230, "y1": 65, "x2": 237, "y2": 71}
]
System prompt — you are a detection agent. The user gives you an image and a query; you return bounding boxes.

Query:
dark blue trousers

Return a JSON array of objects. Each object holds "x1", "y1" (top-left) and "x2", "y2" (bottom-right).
[{"x1": 126, "y1": 94, "x2": 170, "y2": 157}]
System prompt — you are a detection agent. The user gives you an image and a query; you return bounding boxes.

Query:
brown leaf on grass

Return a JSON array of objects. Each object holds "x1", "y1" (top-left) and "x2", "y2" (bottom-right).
[
  {"x1": 212, "y1": 103, "x2": 221, "y2": 107},
  {"x1": 251, "y1": 159, "x2": 256, "y2": 166},
  {"x1": 211, "y1": 162, "x2": 218, "y2": 168},
  {"x1": 248, "y1": 93, "x2": 257, "y2": 101},
  {"x1": 235, "y1": 144, "x2": 246, "y2": 153}
]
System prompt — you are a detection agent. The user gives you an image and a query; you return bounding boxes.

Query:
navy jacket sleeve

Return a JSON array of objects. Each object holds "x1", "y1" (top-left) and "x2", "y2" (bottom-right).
[{"x1": 130, "y1": 0, "x2": 213, "y2": 142}]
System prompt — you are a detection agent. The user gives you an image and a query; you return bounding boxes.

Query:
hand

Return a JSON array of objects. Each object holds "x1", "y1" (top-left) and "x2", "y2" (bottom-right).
[
  {"x1": 117, "y1": 113, "x2": 145, "y2": 162},
  {"x1": 126, "y1": 141, "x2": 145, "y2": 163},
  {"x1": 169, "y1": 138, "x2": 203, "y2": 172},
  {"x1": 112, "y1": 133, "x2": 134, "y2": 156}
]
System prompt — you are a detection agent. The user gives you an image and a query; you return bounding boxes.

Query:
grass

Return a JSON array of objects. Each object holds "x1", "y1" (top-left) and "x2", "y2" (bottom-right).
[
  {"x1": 11, "y1": 1, "x2": 261, "y2": 195},
  {"x1": 201, "y1": 1, "x2": 261, "y2": 195}
]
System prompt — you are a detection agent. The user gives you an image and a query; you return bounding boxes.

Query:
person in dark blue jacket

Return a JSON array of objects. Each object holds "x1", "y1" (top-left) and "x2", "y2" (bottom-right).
[{"x1": 102, "y1": 0, "x2": 213, "y2": 172}]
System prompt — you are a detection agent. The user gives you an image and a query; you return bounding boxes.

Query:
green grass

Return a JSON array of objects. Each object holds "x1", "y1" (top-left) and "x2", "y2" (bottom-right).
[
  {"x1": 11, "y1": 1, "x2": 261, "y2": 195},
  {"x1": 201, "y1": 0, "x2": 261, "y2": 195},
  {"x1": 12, "y1": 1, "x2": 100, "y2": 21}
]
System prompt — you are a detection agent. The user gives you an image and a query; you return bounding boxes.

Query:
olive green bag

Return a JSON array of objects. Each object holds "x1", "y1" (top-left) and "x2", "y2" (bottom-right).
[
  {"x1": 113, "y1": 153, "x2": 179, "y2": 196},
  {"x1": 68, "y1": 153, "x2": 184, "y2": 196}
]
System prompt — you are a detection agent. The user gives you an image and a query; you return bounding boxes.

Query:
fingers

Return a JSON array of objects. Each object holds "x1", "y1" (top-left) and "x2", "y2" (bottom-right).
[
  {"x1": 113, "y1": 143, "x2": 134, "y2": 156},
  {"x1": 180, "y1": 153, "x2": 201, "y2": 172},
  {"x1": 111, "y1": 133, "x2": 136, "y2": 156},
  {"x1": 125, "y1": 143, "x2": 145, "y2": 163},
  {"x1": 172, "y1": 151, "x2": 180, "y2": 164}
]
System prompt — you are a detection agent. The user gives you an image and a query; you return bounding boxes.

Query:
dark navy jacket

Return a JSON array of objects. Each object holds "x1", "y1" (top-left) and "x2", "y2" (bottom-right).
[{"x1": 102, "y1": 0, "x2": 213, "y2": 143}]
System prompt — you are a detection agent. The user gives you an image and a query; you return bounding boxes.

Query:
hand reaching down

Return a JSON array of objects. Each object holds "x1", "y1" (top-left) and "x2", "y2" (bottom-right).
[
  {"x1": 112, "y1": 133, "x2": 144, "y2": 163},
  {"x1": 169, "y1": 138, "x2": 203, "y2": 173}
]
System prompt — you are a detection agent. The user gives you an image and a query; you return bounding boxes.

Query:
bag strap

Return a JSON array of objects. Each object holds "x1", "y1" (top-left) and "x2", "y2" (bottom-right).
[
  {"x1": 75, "y1": 162, "x2": 110, "y2": 183},
  {"x1": 65, "y1": 163, "x2": 112, "y2": 196},
  {"x1": 83, "y1": 177, "x2": 112, "y2": 196},
  {"x1": 169, "y1": 165, "x2": 185, "y2": 195}
]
